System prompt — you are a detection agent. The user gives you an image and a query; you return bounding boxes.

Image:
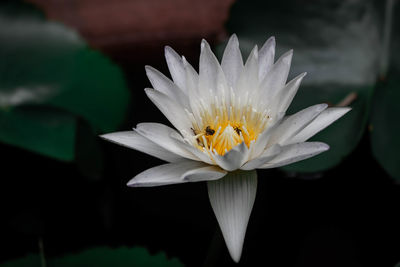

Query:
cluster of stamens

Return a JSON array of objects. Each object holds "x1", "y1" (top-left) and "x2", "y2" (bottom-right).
[{"x1": 186, "y1": 90, "x2": 271, "y2": 156}]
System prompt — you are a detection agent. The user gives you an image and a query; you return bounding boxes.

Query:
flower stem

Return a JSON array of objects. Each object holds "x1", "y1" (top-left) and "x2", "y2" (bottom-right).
[{"x1": 38, "y1": 237, "x2": 46, "y2": 267}]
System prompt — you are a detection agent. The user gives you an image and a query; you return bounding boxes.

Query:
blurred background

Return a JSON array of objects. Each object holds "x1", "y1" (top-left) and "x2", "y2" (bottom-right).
[{"x1": 0, "y1": 0, "x2": 400, "y2": 266}]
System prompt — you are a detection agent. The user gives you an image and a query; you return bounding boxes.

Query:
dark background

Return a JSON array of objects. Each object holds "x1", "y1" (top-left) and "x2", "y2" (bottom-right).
[{"x1": 1, "y1": 0, "x2": 400, "y2": 266}]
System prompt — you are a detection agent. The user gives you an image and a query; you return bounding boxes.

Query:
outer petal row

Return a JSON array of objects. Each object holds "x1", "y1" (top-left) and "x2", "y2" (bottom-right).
[
  {"x1": 135, "y1": 123, "x2": 198, "y2": 161},
  {"x1": 128, "y1": 160, "x2": 227, "y2": 187},
  {"x1": 289, "y1": 107, "x2": 351, "y2": 143},
  {"x1": 145, "y1": 66, "x2": 189, "y2": 109},
  {"x1": 101, "y1": 124, "x2": 199, "y2": 163},
  {"x1": 259, "y1": 142, "x2": 329, "y2": 169},
  {"x1": 100, "y1": 131, "x2": 182, "y2": 163},
  {"x1": 268, "y1": 104, "x2": 328, "y2": 146},
  {"x1": 144, "y1": 88, "x2": 192, "y2": 133}
]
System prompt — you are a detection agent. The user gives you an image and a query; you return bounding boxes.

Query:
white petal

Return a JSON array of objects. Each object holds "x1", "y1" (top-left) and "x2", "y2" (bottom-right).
[
  {"x1": 183, "y1": 57, "x2": 199, "y2": 95},
  {"x1": 135, "y1": 123, "x2": 198, "y2": 161},
  {"x1": 183, "y1": 166, "x2": 227, "y2": 182},
  {"x1": 259, "y1": 49, "x2": 293, "y2": 102},
  {"x1": 236, "y1": 45, "x2": 259, "y2": 97},
  {"x1": 249, "y1": 116, "x2": 283, "y2": 158},
  {"x1": 145, "y1": 66, "x2": 189, "y2": 109},
  {"x1": 277, "y1": 72, "x2": 307, "y2": 114},
  {"x1": 213, "y1": 142, "x2": 248, "y2": 171},
  {"x1": 268, "y1": 104, "x2": 328, "y2": 146},
  {"x1": 258, "y1": 36, "x2": 275, "y2": 80},
  {"x1": 182, "y1": 58, "x2": 205, "y2": 123},
  {"x1": 259, "y1": 142, "x2": 329, "y2": 169},
  {"x1": 221, "y1": 34, "x2": 243, "y2": 89},
  {"x1": 199, "y1": 39, "x2": 228, "y2": 101},
  {"x1": 127, "y1": 160, "x2": 222, "y2": 187},
  {"x1": 207, "y1": 170, "x2": 257, "y2": 262},
  {"x1": 241, "y1": 144, "x2": 281, "y2": 170},
  {"x1": 145, "y1": 88, "x2": 192, "y2": 132},
  {"x1": 170, "y1": 134, "x2": 215, "y2": 165},
  {"x1": 164, "y1": 46, "x2": 186, "y2": 90},
  {"x1": 100, "y1": 131, "x2": 183, "y2": 162},
  {"x1": 289, "y1": 107, "x2": 351, "y2": 143}
]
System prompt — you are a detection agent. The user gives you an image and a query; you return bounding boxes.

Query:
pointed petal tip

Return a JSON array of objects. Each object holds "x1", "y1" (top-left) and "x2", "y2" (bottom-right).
[
  {"x1": 164, "y1": 45, "x2": 172, "y2": 53},
  {"x1": 229, "y1": 33, "x2": 238, "y2": 42},
  {"x1": 277, "y1": 49, "x2": 293, "y2": 65},
  {"x1": 319, "y1": 103, "x2": 329, "y2": 111},
  {"x1": 99, "y1": 134, "x2": 108, "y2": 140},
  {"x1": 291, "y1": 72, "x2": 307, "y2": 85},
  {"x1": 201, "y1": 39, "x2": 209, "y2": 50},
  {"x1": 182, "y1": 56, "x2": 188, "y2": 66},
  {"x1": 343, "y1": 106, "x2": 352, "y2": 112},
  {"x1": 265, "y1": 36, "x2": 276, "y2": 46},
  {"x1": 144, "y1": 65, "x2": 153, "y2": 74},
  {"x1": 99, "y1": 132, "x2": 124, "y2": 142},
  {"x1": 319, "y1": 142, "x2": 330, "y2": 151},
  {"x1": 330, "y1": 106, "x2": 352, "y2": 118},
  {"x1": 144, "y1": 88, "x2": 158, "y2": 100},
  {"x1": 230, "y1": 250, "x2": 242, "y2": 263},
  {"x1": 253, "y1": 44, "x2": 259, "y2": 55},
  {"x1": 225, "y1": 34, "x2": 240, "y2": 53},
  {"x1": 164, "y1": 45, "x2": 181, "y2": 60},
  {"x1": 248, "y1": 45, "x2": 258, "y2": 59},
  {"x1": 126, "y1": 180, "x2": 145, "y2": 188},
  {"x1": 126, "y1": 178, "x2": 137, "y2": 187},
  {"x1": 144, "y1": 65, "x2": 152, "y2": 73}
]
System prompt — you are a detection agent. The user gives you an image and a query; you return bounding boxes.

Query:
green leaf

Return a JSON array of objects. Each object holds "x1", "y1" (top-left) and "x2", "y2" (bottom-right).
[
  {"x1": 370, "y1": 78, "x2": 400, "y2": 181},
  {"x1": 0, "y1": 254, "x2": 41, "y2": 267},
  {"x1": 0, "y1": 106, "x2": 76, "y2": 161},
  {"x1": 0, "y1": 246, "x2": 184, "y2": 267},
  {"x1": 0, "y1": 1, "x2": 129, "y2": 160},
  {"x1": 282, "y1": 85, "x2": 373, "y2": 172},
  {"x1": 217, "y1": 0, "x2": 379, "y2": 172},
  {"x1": 369, "y1": 1, "x2": 400, "y2": 181}
]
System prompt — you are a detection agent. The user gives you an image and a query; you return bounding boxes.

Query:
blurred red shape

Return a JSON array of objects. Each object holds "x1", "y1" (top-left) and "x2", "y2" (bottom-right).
[{"x1": 28, "y1": 0, "x2": 234, "y2": 64}]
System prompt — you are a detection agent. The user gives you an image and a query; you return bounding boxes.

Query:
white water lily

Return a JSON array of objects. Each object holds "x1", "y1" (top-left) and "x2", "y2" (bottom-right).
[{"x1": 101, "y1": 35, "x2": 350, "y2": 262}]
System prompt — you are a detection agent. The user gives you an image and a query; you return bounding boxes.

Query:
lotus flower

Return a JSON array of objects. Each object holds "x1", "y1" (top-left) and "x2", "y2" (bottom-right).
[{"x1": 101, "y1": 35, "x2": 350, "y2": 262}]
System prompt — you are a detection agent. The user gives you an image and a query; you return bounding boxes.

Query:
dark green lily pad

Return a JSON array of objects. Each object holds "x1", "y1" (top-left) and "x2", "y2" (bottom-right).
[
  {"x1": 283, "y1": 84, "x2": 372, "y2": 172},
  {"x1": 0, "y1": 246, "x2": 183, "y2": 267},
  {"x1": 370, "y1": 78, "x2": 400, "y2": 182},
  {"x1": 216, "y1": 0, "x2": 378, "y2": 172},
  {"x1": 0, "y1": 106, "x2": 76, "y2": 161},
  {"x1": 369, "y1": 1, "x2": 400, "y2": 182},
  {"x1": 0, "y1": 1, "x2": 129, "y2": 161}
]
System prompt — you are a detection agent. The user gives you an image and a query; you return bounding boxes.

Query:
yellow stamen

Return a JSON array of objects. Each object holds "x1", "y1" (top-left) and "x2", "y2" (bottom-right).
[
  {"x1": 194, "y1": 111, "x2": 269, "y2": 155},
  {"x1": 189, "y1": 91, "x2": 271, "y2": 156}
]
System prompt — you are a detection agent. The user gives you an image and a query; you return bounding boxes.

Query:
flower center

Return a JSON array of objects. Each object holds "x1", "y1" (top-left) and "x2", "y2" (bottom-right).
[
  {"x1": 185, "y1": 87, "x2": 273, "y2": 156},
  {"x1": 190, "y1": 106, "x2": 270, "y2": 155},
  {"x1": 200, "y1": 122, "x2": 255, "y2": 155}
]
